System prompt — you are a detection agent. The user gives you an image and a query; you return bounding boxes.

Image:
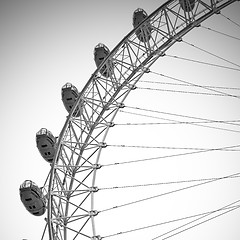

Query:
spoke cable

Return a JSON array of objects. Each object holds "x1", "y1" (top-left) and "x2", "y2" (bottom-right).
[
  {"x1": 101, "y1": 144, "x2": 240, "y2": 167},
  {"x1": 107, "y1": 144, "x2": 240, "y2": 151},
  {"x1": 102, "y1": 202, "x2": 240, "y2": 239},
  {"x1": 220, "y1": 13, "x2": 240, "y2": 29},
  {"x1": 201, "y1": 25, "x2": 240, "y2": 41},
  {"x1": 119, "y1": 109, "x2": 240, "y2": 132},
  {"x1": 139, "y1": 79, "x2": 240, "y2": 91},
  {"x1": 119, "y1": 110, "x2": 240, "y2": 133},
  {"x1": 183, "y1": 40, "x2": 240, "y2": 69},
  {"x1": 125, "y1": 105, "x2": 240, "y2": 128},
  {"x1": 99, "y1": 175, "x2": 240, "y2": 191},
  {"x1": 151, "y1": 200, "x2": 240, "y2": 240},
  {"x1": 149, "y1": 70, "x2": 240, "y2": 99},
  {"x1": 166, "y1": 54, "x2": 240, "y2": 72},
  {"x1": 115, "y1": 119, "x2": 240, "y2": 127},
  {"x1": 137, "y1": 85, "x2": 240, "y2": 97},
  {"x1": 121, "y1": 105, "x2": 240, "y2": 133},
  {"x1": 99, "y1": 172, "x2": 240, "y2": 214}
]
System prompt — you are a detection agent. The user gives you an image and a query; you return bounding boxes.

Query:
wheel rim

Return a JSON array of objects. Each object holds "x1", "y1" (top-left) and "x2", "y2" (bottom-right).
[{"x1": 47, "y1": 0, "x2": 239, "y2": 239}]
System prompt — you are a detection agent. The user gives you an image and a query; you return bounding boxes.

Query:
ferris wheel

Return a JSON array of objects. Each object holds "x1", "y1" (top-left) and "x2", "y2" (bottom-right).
[{"x1": 19, "y1": 0, "x2": 240, "y2": 239}]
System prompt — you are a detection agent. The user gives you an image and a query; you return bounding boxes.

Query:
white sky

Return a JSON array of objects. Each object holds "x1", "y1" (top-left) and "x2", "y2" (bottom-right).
[{"x1": 1, "y1": 0, "x2": 240, "y2": 239}]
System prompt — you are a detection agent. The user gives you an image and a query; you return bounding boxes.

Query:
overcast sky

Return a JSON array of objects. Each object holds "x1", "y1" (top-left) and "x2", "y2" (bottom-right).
[{"x1": 1, "y1": 0, "x2": 240, "y2": 239}]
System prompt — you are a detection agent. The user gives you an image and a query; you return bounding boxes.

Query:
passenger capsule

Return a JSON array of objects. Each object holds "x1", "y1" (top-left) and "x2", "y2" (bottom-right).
[
  {"x1": 19, "y1": 180, "x2": 46, "y2": 216},
  {"x1": 36, "y1": 128, "x2": 56, "y2": 163},
  {"x1": 179, "y1": 0, "x2": 195, "y2": 12},
  {"x1": 133, "y1": 8, "x2": 152, "y2": 42},
  {"x1": 61, "y1": 83, "x2": 80, "y2": 116},
  {"x1": 94, "y1": 43, "x2": 113, "y2": 78}
]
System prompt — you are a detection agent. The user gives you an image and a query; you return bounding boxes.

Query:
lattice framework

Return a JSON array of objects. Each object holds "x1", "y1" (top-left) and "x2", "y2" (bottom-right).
[{"x1": 46, "y1": 0, "x2": 237, "y2": 239}]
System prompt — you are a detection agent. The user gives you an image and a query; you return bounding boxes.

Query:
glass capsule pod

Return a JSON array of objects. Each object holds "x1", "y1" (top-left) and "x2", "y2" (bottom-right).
[
  {"x1": 19, "y1": 180, "x2": 46, "y2": 216},
  {"x1": 36, "y1": 128, "x2": 56, "y2": 163},
  {"x1": 133, "y1": 8, "x2": 152, "y2": 42},
  {"x1": 94, "y1": 43, "x2": 113, "y2": 78},
  {"x1": 61, "y1": 82, "x2": 80, "y2": 116},
  {"x1": 179, "y1": 0, "x2": 195, "y2": 12}
]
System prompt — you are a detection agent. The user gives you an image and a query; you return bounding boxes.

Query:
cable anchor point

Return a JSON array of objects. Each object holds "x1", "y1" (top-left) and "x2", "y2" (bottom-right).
[{"x1": 91, "y1": 236, "x2": 102, "y2": 240}]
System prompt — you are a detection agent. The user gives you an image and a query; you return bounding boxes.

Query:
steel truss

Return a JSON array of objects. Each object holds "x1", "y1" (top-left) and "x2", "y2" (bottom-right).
[{"x1": 46, "y1": 0, "x2": 237, "y2": 239}]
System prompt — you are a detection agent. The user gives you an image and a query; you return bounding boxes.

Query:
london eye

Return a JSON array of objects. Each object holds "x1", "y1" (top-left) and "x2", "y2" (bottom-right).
[{"x1": 19, "y1": 0, "x2": 240, "y2": 239}]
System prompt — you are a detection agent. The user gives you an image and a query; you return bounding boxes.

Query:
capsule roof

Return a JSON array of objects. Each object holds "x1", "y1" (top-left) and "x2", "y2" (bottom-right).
[
  {"x1": 62, "y1": 82, "x2": 78, "y2": 92},
  {"x1": 36, "y1": 128, "x2": 54, "y2": 138},
  {"x1": 94, "y1": 43, "x2": 110, "y2": 51},
  {"x1": 133, "y1": 8, "x2": 148, "y2": 27},
  {"x1": 61, "y1": 82, "x2": 79, "y2": 101},
  {"x1": 133, "y1": 8, "x2": 147, "y2": 15},
  {"x1": 94, "y1": 43, "x2": 110, "y2": 59},
  {"x1": 20, "y1": 180, "x2": 38, "y2": 190}
]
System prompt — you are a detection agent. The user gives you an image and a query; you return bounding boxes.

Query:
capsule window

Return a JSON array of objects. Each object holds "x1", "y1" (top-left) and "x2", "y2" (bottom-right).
[
  {"x1": 67, "y1": 97, "x2": 73, "y2": 101},
  {"x1": 33, "y1": 212, "x2": 40, "y2": 215},
  {"x1": 25, "y1": 198, "x2": 32, "y2": 202},
  {"x1": 99, "y1": 57, "x2": 104, "y2": 61},
  {"x1": 41, "y1": 144, "x2": 47, "y2": 148}
]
